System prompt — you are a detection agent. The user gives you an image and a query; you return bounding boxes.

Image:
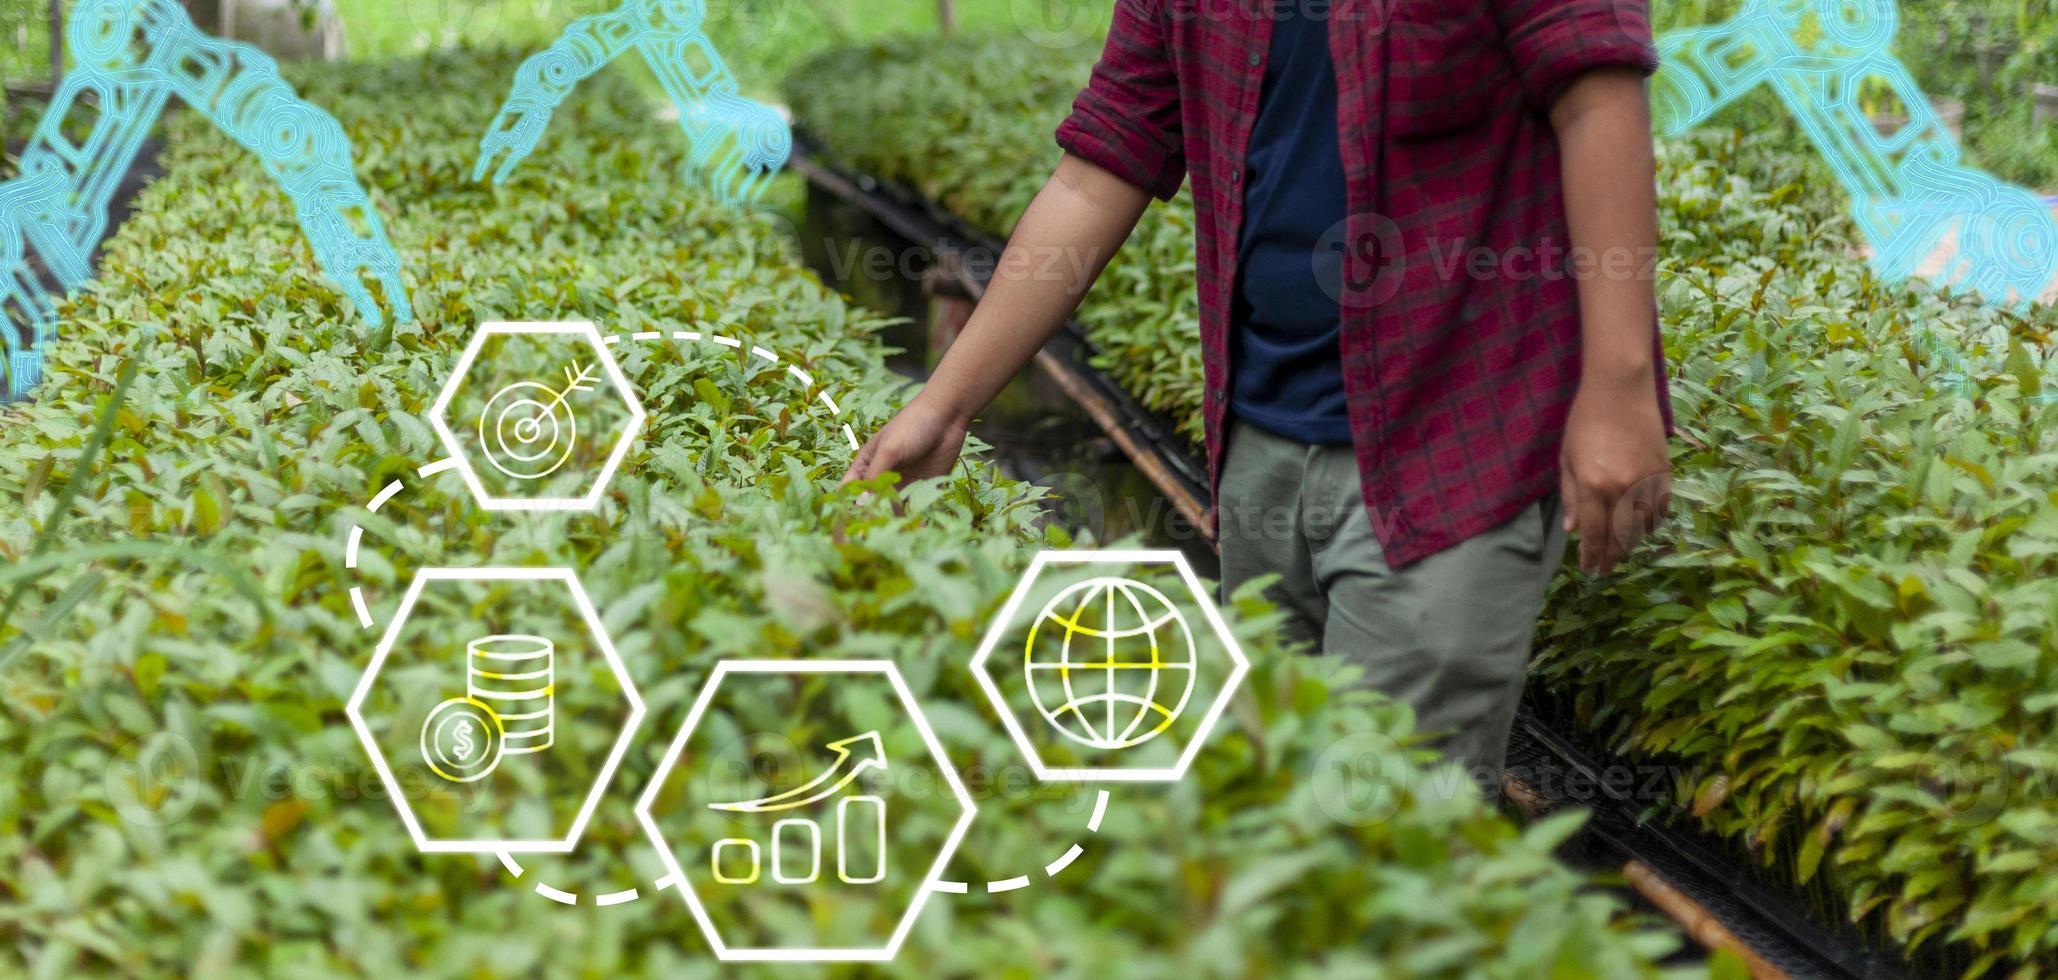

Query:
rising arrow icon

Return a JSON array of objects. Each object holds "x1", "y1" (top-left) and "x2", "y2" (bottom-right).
[{"x1": 707, "y1": 731, "x2": 889, "y2": 813}]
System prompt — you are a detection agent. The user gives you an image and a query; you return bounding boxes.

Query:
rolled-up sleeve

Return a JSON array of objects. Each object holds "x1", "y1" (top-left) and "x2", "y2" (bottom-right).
[
  {"x1": 1053, "y1": 0, "x2": 1186, "y2": 201},
  {"x1": 1496, "y1": 0, "x2": 1660, "y2": 111}
]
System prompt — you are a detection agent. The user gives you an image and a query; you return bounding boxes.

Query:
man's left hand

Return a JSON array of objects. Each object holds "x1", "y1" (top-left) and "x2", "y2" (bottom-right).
[{"x1": 1559, "y1": 376, "x2": 1672, "y2": 575}]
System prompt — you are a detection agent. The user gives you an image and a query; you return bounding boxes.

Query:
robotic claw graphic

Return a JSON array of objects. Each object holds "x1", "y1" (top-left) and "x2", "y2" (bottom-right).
[
  {"x1": 0, "y1": 0, "x2": 413, "y2": 400},
  {"x1": 1656, "y1": 0, "x2": 2058, "y2": 310},
  {"x1": 473, "y1": 0, "x2": 792, "y2": 206}
]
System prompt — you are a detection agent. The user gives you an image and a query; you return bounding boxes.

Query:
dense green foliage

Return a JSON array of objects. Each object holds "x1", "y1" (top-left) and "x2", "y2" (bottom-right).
[
  {"x1": 786, "y1": 29, "x2": 2058, "y2": 976},
  {"x1": 0, "y1": 50, "x2": 1689, "y2": 976},
  {"x1": 328, "y1": 0, "x2": 1039, "y2": 99},
  {"x1": 1546, "y1": 128, "x2": 2058, "y2": 977},
  {"x1": 0, "y1": 0, "x2": 53, "y2": 86}
]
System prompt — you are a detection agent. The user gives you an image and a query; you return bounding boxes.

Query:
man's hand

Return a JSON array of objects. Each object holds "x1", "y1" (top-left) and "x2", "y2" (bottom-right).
[
  {"x1": 1552, "y1": 67, "x2": 1670, "y2": 575},
  {"x1": 839, "y1": 152, "x2": 1150, "y2": 490},
  {"x1": 841, "y1": 397, "x2": 971, "y2": 485},
  {"x1": 1559, "y1": 373, "x2": 1671, "y2": 575}
]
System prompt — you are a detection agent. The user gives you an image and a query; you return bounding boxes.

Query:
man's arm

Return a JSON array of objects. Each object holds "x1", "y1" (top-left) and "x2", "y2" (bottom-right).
[
  {"x1": 842, "y1": 153, "x2": 1152, "y2": 483},
  {"x1": 1551, "y1": 67, "x2": 1673, "y2": 574}
]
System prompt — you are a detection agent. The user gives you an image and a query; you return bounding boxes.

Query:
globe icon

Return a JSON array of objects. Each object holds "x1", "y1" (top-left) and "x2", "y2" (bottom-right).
[{"x1": 1024, "y1": 576, "x2": 1197, "y2": 751}]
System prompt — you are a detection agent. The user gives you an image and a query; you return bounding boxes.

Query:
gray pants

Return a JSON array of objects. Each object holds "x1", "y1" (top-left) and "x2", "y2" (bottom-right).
[{"x1": 1217, "y1": 422, "x2": 1567, "y2": 783}]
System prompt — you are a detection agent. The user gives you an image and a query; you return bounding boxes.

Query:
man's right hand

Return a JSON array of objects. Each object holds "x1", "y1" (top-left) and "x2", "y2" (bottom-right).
[
  {"x1": 839, "y1": 153, "x2": 1152, "y2": 489},
  {"x1": 841, "y1": 397, "x2": 971, "y2": 485}
]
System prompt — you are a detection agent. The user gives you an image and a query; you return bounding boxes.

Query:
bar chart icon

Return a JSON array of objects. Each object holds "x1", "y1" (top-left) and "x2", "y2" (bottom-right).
[
  {"x1": 711, "y1": 794, "x2": 887, "y2": 886},
  {"x1": 837, "y1": 796, "x2": 886, "y2": 885}
]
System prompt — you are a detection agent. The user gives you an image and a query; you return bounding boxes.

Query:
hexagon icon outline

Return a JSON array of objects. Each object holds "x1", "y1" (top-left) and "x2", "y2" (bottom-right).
[
  {"x1": 969, "y1": 549, "x2": 1250, "y2": 783},
  {"x1": 346, "y1": 566, "x2": 647, "y2": 854},
  {"x1": 428, "y1": 320, "x2": 646, "y2": 512},
  {"x1": 634, "y1": 660, "x2": 977, "y2": 963}
]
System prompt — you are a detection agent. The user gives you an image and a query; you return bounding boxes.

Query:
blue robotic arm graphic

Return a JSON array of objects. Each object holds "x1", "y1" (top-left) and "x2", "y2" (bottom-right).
[
  {"x1": 1, "y1": 161, "x2": 75, "y2": 336},
  {"x1": 472, "y1": 0, "x2": 792, "y2": 206},
  {"x1": 1655, "y1": 0, "x2": 2058, "y2": 309},
  {"x1": 1, "y1": 0, "x2": 413, "y2": 400}
]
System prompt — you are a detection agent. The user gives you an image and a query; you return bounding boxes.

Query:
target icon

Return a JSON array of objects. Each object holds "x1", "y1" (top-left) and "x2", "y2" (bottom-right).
[
  {"x1": 478, "y1": 361, "x2": 598, "y2": 480},
  {"x1": 429, "y1": 321, "x2": 645, "y2": 512}
]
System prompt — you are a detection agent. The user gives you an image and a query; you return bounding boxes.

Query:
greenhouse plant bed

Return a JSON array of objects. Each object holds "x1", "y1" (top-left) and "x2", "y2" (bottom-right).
[
  {"x1": 1508, "y1": 705, "x2": 1924, "y2": 980},
  {"x1": 0, "y1": 47, "x2": 1701, "y2": 976}
]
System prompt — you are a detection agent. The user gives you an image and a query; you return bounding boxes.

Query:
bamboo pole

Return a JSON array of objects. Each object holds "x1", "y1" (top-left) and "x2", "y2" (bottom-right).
[{"x1": 1625, "y1": 863, "x2": 1789, "y2": 980}]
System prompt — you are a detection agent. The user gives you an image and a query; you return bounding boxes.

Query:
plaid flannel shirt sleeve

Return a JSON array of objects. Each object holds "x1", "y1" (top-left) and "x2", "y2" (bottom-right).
[
  {"x1": 1053, "y1": 0, "x2": 1188, "y2": 201},
  {"x1": 1496, "y1": 0, "x2": 1660, "y2": 110}
]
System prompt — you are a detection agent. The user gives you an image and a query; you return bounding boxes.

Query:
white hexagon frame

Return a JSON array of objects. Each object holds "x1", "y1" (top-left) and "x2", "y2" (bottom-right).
[
  {"x1": 347, "y1": 567, "x2": 646, "y2": 854},
  {"x1": 969, "y1": 549, "x2": 1250, "y2": 783},
  {"x1": 428, "y1": 320, "x2": 646, "y2": 512},
  {"x1": 635, "y1": 660, "x2": 976, "y2": 963}
]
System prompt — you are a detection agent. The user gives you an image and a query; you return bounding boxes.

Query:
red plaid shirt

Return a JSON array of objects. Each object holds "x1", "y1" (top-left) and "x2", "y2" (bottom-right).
[{"x1": 1056, "y1": 0, "x2": 1667, "y2": 565}]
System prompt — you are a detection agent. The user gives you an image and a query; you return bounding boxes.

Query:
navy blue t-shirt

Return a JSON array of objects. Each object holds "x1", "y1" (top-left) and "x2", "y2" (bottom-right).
[{"x1": 1230, "y1": 0, "x2": 1350, "y2": 445}]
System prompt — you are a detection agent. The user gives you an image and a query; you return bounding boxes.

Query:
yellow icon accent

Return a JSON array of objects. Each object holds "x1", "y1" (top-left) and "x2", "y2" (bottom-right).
[
  {"x1": 711, "y1": 839, "x2": 761, "y2": 885},
  {"x1": 1023, "y1": 577, "x2": 1197, "y2": 751}
]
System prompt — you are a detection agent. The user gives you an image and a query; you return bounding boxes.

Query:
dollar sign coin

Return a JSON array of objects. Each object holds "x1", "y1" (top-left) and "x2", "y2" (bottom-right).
[{"x1": 421, "y1": 697, "x2": 504, "y2": 783}]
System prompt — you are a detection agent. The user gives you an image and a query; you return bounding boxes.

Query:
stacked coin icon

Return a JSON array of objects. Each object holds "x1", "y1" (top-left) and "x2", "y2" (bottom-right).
[{"x1": 468, "y1": 634, "x2": 555, "y2": 755}]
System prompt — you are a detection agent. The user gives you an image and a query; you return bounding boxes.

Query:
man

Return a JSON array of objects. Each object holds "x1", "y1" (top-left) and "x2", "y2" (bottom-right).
[{"x1": 844, "y1": 0, "x2": 1673, "y2": 784}]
